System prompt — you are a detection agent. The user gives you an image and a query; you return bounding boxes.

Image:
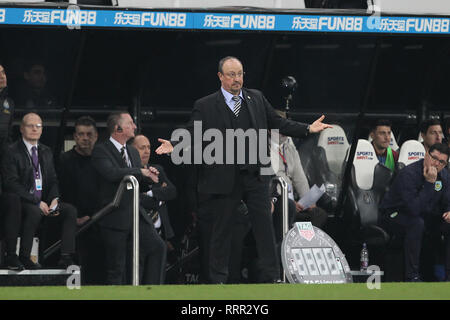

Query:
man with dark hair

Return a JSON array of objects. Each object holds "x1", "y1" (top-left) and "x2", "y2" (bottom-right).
[
  {"x1": 445, "y1": 118, "x2": 450, "y2": 148},
  {"x1": 420, "y1": 119, "x2": 443, "y2": 152},
  {"x1": 15, "y1": 61, "x2": 57, "y2": 109},
  {"x1": 380, "y1": 143, "x2": 450, "y2": 281},
  {"x1": 91, "y1": 111, "x2": 166, "y2": 285},
  {"x1": 370, "y1": 119, "x2": 398, "y2": 171},
  {"x1": 1, "y1": 113, "x2": 77, "y2": 269},
  {"x1": 59, "y1": 116, "x2": 98, "y2": 225},
  {"x1": 58, "y1": 116, "x2": 103, "y2": 283},
  {"x1": 155, "y1": 56, "x2": 331, "y2": 284}
]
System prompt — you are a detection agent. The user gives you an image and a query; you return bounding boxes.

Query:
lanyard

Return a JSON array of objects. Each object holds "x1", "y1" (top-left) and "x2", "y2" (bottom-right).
[
  {"x1": 278, "y1": 144, "x2": 288, "y2": 175},
  {"x1": 26, "y1": 147, "x2": 41, "y2": 178}
]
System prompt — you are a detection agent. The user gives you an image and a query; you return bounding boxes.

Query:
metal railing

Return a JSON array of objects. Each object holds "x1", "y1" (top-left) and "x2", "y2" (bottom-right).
[
  {"x1": 43, "y1": 175, "x2": 141, "y2": 286},
  {"x1": 272, "y1": 176, "x2": 289, "y2": 283}
]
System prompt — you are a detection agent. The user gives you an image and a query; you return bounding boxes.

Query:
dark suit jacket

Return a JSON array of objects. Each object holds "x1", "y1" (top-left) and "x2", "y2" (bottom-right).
[
  {"x1": 140, "y1": 164, "x2": 177, "y2": 239},
  {"x1": 91, "y1": 139, "x2": 153, "y2": 231},
  {"x1": 183, "y1": 88, "x2": 309, "y2": 195},
  {"x1": 2, "y1": 139, "x2": 59, "y2": 204}
]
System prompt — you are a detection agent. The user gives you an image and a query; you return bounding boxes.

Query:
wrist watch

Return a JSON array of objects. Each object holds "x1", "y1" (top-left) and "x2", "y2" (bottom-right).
[{"x1": 306, "y1": 124, "x2": 311, "y2": 135}]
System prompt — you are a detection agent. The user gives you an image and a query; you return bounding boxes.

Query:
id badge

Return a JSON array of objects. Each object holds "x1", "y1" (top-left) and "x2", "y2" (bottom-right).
[
  {"x1": 288, "y1": 184, "x2": 294, "y2": 201},
  {"x1": 35, "y1": 179, "x2": 42, "y2": 191}
]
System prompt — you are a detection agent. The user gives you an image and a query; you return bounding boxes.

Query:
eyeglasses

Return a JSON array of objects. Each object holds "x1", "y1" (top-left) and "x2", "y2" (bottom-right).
[
  {"x1": 223, "y1": 72, "x2": 245, "y2": 79},
  {"x1": 429, "y1": 152, "x2": 448, "y2": 166},
  {"x1": 24, "y1": 124, "x2": 42, "y2": 129}
]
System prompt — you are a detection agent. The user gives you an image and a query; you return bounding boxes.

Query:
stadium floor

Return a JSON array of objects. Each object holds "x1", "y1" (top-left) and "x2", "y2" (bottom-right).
[{"x1": 0, "y1": 283, "x2": 449, "y2": 300}]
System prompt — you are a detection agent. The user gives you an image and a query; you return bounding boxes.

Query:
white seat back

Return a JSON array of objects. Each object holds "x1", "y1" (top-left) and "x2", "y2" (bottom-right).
[
  {"x1": 398, "y1": 140, "x2": 426, "y2": 166},
  {"x1": 316, "y1": 125, "x2": 349, "y2": 177},
  {"x1": 418, "y1": 132, "x2": 424, "y2": 143},
  {"x1": 352, "y1": 139, "x2": 379, "y2": 191}
]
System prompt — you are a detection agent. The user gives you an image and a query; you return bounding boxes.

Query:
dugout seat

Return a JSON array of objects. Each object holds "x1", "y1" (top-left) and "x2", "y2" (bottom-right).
[
  {"x1": 343, "y1": 139, "x2": 392, "y2": 247},
  {"x1": 299, "y1": 125, "x2": 350, "y2": 211},
  {"x1": 396, "y1": 140, "x2": 425, "y2": 171}
]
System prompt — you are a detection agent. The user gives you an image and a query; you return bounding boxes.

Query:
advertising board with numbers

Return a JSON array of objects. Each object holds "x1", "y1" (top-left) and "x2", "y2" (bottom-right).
[{"x1": 281, "y1": 222, "x2": 353, "y2": 284}]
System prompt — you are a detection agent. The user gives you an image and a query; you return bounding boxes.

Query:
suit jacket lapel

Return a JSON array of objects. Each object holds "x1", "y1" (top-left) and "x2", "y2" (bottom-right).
[
  {"x1": 126, "y1": 145, "x2": 139, "y2": 168},
  {"x1": 106, "y1": 140, "x2": 126, "y2": 168},
  {"x1": 242, "y1": 88, "x2": 258, "y2": 129},
  {"x1": 215, "y1": 90, "x2": 233, "y2": 129},
  {"x1": 20, "y1": 141, "x2": 36, "y2": 188}
]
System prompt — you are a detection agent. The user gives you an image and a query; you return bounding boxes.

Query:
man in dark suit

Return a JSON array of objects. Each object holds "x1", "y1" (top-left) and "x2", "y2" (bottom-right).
[
  {"x1": 131, "y1": 134, "x2": 177, "y2": 242},
  {"x1": 1, "y1": 112, "x2": 77, "y2": 270},
  {"x1": 91, "y1": 112, "x2": 166, "y2": 285},
  {"x1": 156, "y1": 56, "x2": 331, "y2": 284}
]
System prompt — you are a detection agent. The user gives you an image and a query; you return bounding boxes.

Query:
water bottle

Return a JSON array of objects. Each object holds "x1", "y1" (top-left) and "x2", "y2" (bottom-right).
[{"x1": 360, "y1": 243, "x2": 369, "y2": 272}]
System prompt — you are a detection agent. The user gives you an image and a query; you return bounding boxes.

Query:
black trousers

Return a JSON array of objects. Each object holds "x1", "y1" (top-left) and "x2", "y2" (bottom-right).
[
  {"x1": 3, "y1": 196, "x2": 77, "y2": 258},
  {"x1": 380, "y1": 212, "x2": 450, "y2": 280},
  {"x1": 197, "y1": 169, "x2": 279, "y2": 284},
  {"x1": 100, "y1": 218, "x2": 167, "y2": 285},
  {"x1": 77, "y1": 224, "x2": 106, "y2": 285},
  {"x1": 1, "y1": 193, "x2": 22, "y2": 254}
]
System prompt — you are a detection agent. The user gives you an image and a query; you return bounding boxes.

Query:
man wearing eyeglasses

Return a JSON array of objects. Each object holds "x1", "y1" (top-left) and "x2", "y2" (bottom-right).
[
  {"x1": 1, "y1": 113, "x2": 77, "y2": 270},
  {"x1": 380, "y1": 143, "x2": 450, "y2": 282},
  {"x1": 156, "y1": 56, "x2": 332, "y2": 284}
]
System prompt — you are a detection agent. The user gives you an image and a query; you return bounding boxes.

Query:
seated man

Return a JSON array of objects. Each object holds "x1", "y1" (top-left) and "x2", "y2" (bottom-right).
[
  {"x1": 270, "y1": 110, "x2": 327, "y2": 243},
  {"x1": 379, "y1": 143, "x2": 450, "y2": 281},
  {"x1": 1, "y1": 113, "x2": 77, "y2": 269},
  {"x1": 131, "y1": 134, "x2": 177, "y2": 242},
  {"x1": 15, "y1": 61, "x2": 57, "y2": 109},
  {"x1": 58, "y1": 116, "x2": 103, "y2": 284},
  {"x1": 420, "y1": 119, "x2": 443, "y2": 153},
  {"x1": 370, "y1": 119, "x2": 398, "y2": 171}
]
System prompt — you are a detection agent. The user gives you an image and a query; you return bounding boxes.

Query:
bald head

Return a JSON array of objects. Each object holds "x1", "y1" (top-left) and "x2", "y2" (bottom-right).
[
  {"x1": 132, "y1": 134, "x2": 151, "y2": 166},
  {"x1": 20, "y1": 113, "x2": 43, "y2": 144}
]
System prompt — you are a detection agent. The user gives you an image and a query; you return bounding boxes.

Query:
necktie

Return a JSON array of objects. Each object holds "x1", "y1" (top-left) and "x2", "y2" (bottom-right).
[
  {"x1": 120, "y1": 146, "x2": 129, "y2": 167},
  {"x1": 232, "y1": 95, "x2": 241, "y2": 117},
  {"x1": 31, "y1": 146, "x2": 42, "y2": 200}
]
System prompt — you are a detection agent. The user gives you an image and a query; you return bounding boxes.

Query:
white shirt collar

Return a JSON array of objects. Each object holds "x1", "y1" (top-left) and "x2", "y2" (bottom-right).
[
  {"x1": 23, "y1": 138, "x2": 38, "y2": 155},
  {"x1": 109, "y1": 136, "x2": 126, "y2": 152},
  {"x1": 221, "y1": 87, "x2": 243, "y2": 104}
]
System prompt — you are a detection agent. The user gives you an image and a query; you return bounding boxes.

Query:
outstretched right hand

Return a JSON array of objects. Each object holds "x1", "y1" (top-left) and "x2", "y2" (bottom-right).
[{"x1": 155, "y1": 138, "x2": 174, "y2": 155}]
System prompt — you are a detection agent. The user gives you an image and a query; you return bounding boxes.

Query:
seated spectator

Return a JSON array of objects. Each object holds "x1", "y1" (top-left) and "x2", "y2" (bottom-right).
[
  {"x1": 370, "y1": 119, "x2": 398, "y2": 171},
  {"x1": 379, "y1": 143, "x2": 450, "y2": 282},
  {"x1": 15, "y1": 61, "x2": 57, "y2": 109},
  {"x1": 58, "y1": 116, "x2": 104, "y2": 284},
  {"x1": 1, "y1": 113, "x2": 77, "y2": 269},
  {"x1": 131, "y1": 134, "x2": 177, "y2": 242},
  {"x1": 420, "y1": 119, "x2": 443, "y2": 153},
  {"x1": 270, "y1": 110, "x2": 328, "y2": 243}
]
